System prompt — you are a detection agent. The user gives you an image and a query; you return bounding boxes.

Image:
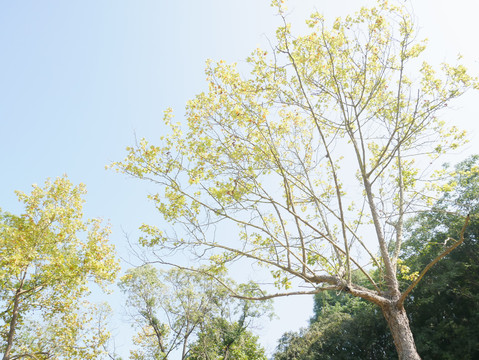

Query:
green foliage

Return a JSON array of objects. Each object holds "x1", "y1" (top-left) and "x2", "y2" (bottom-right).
[
  {"x1": 405, "y1": 232, "x2": 479, "y2": 359},
  {"x1": 401, "y1": 156, "x2": 479, "y2": 359},
  {"x1": 119, "y1": 266, "x2": 271, "y2": 359},
  {"x1": 274, "y1": 286, "x2": 395, "y2": 360},
  {"x1": 187, "y1": 316, "x2": 267, "y2": 360},
  {"x1": 0, "y1": 176, "x2": 119, "y2": 360}
]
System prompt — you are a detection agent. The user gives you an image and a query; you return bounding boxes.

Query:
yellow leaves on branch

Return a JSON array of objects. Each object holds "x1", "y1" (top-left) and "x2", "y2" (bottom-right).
[
  {"x1": 397, "y1": 259, "x2": 419, "y2": 282},
  {"x1": 110, "y1": 0, "x2": 479, "y2": 306}
]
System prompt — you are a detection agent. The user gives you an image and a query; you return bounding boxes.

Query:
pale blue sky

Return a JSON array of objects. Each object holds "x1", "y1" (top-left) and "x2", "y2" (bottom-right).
[{"x1": 1, "y1": 0, "x2": 479, "y2": 358}]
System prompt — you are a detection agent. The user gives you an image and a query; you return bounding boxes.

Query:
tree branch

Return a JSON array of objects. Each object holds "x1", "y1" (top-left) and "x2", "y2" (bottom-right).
[{"x1": 398, "y1": 214, "x2": 470, "y2": 305}]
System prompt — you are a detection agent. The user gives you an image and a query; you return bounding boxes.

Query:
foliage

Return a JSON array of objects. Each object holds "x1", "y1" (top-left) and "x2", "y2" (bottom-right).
[
  {"x1": 274, "y1": 291, "x2": 394, "y2": 360},
  {"x1": 119, "y1": 265, "x2": 271, "y2": 359},
  {"x1": 187, "y1": 316, "x2": 267, "y2": 360},
  {"x1": 406, "y1": 224, "x2": 479, "y2": 359},
  {"x1": 402, "y1": 155, "x2": 479, "y2": 359},
  {"x1": 112, "y1": 1, "x2": 478, "y2": 358},
  {"x1": 0, "y1": 176, "x2": 119, "y2": 360}
]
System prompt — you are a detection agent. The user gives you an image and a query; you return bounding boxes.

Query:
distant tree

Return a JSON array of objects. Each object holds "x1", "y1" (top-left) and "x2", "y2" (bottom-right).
[
  {"x1": 119, "y1": 265, "x2": 270, "y2": 359},
  {"x1": 273, "y1": 274, "x2": 395, "y2": 360},
  {"x1": 112, "y1": 1, "x2": 478, "y2": 358},
  {"x1": 0, "y1": 176, "x2": 119, "y2": 360}
]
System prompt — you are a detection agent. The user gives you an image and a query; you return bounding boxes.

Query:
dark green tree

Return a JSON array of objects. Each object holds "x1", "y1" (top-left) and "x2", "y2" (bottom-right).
[
  {"x1": 274, "y1": 281, "x2": 395, "y2": 360},
  {"x1": 401, "y1": 155, "x2": 479, "y2": 359}
]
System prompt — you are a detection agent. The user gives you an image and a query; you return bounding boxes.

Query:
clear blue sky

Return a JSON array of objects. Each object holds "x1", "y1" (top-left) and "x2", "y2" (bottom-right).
[{"x1": 1, "y1": 0, "x2": 478, "y2": 358}]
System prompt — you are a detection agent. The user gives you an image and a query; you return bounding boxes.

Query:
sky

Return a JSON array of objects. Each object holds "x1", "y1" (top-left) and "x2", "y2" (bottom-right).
[{"x1": 1, "y1": 0, "x2": 479, "y2": 358}]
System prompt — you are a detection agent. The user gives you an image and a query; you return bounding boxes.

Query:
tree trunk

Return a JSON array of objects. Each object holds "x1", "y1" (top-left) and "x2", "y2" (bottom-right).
[
  {"x1": 2, "y1": 289, "x2": 22, "y2": 360},
  {"x1": 381, "y1": 302, "x2": 421, "y2": 360}
]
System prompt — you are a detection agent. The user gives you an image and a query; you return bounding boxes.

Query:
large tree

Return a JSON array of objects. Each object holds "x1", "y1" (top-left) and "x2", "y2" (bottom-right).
[
  {"x1": 0, "y1": 176, "x2": 119, "y2": 359},
  {"x1": 112, "y1": 1, "x2": 478, "y2": 358}
]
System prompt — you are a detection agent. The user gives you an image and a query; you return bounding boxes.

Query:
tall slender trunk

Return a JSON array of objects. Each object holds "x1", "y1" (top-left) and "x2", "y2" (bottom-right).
[{"x1": 381, "y1": 302, "x2": 421, "y2": 360}]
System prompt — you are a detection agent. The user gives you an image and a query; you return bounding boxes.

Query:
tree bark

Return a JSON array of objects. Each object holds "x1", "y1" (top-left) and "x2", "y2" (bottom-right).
[{"x1": 381, "y1": 302, "x2": 421, "y2": 360}]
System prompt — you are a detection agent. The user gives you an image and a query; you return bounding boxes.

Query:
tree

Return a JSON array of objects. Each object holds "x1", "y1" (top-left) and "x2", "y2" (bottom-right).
[
  {"x1": 0, "y1": 176, "x2": 119, "y2": 359},
  {"x1": 112, "y1": 1, "x2": 478, "y2": 358},
  {"x1": 273, "y1": 156, "x2": 479, "y2": 359},
  {"x1": 187, "y1": 314, "x2": 267, "y2": 360},
  {"x1": 401, "y1": 156, "x2": 479, "y2": 359},
  {"x1": 119, "y1": 265, "x2": 270, "y2": 359}
]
